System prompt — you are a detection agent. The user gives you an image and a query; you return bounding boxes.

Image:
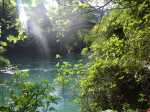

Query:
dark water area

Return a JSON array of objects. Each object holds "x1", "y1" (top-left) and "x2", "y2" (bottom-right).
[{"x1": 0, "y1": 54, "x2": 81, "y2": 112}]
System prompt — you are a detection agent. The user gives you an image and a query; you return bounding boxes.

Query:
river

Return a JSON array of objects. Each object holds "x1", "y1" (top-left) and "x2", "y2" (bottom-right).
[{"x1": 0, "y1": 54, "x2": 80, "y2": 112}]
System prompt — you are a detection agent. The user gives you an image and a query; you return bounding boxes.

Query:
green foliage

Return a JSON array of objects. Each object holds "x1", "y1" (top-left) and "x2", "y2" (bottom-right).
[
  {"x1": 0, "y1": 0, "x2": 17, "y2": 38},
  {"x1": 0, "y1": 0, "x2": 27, "y2": 42},
  {"x1": 0, "y1": 71, "x2": 57, "y2": 112},
  {"x1": 0, "y1": 0, "x2": 27, "y2": 67},
  {"x1": 56, "y1": 0, "x2": 150, "y2": 111},
  {"x1": 81, "y1": 47, "x2": 89, "y2": 56},
  {"x1": 0, "y1": 56, "x2": 10, "y2": 67},
  {"x1": 56, "y1": 61, "x2": 85, "y2": 86},
  {"x1": 0, "y1": 0, "x2": 150, "y2": 111},
  {"x1": 7, "y1": 31, "x2": 27, "y2": 44}
]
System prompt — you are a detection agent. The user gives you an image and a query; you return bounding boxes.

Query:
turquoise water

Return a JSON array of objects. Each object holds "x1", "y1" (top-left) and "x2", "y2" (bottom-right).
[{"x1": 0, "y1": 55, "x2": 80, "y2": 112}]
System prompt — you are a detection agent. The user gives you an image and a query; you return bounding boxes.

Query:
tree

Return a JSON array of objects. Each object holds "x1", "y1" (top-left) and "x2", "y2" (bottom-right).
[
  {"x1": 0, "y1": 0, "x2": 17, "y2": 40},
  {"x1": 57, "y1": 0, "x2": 150, "y2": 111},
  {"x1": 0, "y1": 71, "x2": 58, "y2": 112}
]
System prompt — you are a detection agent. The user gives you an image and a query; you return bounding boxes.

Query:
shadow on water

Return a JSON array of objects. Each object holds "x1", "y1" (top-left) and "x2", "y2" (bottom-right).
[{"x1": 0, "y1": 54, "x2": 81, "y2": 112}]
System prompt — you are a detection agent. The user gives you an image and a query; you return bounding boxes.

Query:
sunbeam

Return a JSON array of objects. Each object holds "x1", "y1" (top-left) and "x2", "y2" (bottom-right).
[{"x1": 17, "y1": 0, "x2": 28, "y2": 30}]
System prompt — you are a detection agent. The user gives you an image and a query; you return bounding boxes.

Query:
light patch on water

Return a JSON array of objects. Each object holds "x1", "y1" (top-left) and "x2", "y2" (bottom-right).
[
  {"x1": 20, "y1": 69, "x2": 30, "y2": 72},
  {"x1": 30, "y1": 68, "x2": 53, "y2": 72},
  {"x1": 2, "y1": 71, "x2": 15, "y2": 75}
]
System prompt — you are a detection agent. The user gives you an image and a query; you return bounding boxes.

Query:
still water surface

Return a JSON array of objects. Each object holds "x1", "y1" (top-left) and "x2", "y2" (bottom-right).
[{"x1": 0, "y1": 54, "x2": 80, "y2": 112}]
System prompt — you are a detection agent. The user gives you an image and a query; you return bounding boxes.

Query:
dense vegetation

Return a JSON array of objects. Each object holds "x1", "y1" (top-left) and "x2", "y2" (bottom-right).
[
  {"x1": 57, "y1": 0, "x2": 150, "y2": 111},
  {"x1": 0, "y1": 72, "x2": 57, "y2": 112},
  {"x1": 0, "y1": 0, "x2": 150, "y2": 112}
]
